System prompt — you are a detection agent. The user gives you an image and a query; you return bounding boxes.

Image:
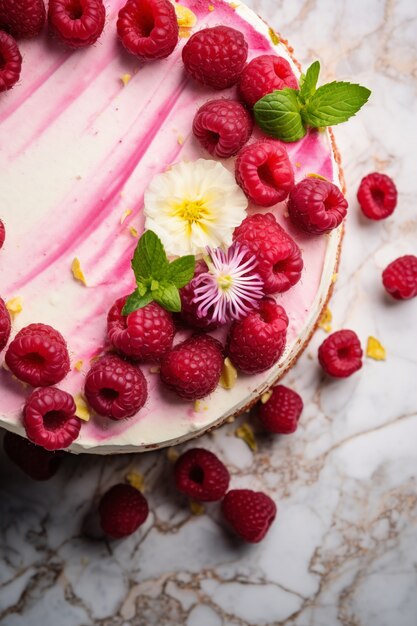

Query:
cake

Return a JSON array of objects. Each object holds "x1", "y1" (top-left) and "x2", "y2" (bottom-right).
[{"x1": 0, "y1": 0, "x2": 348, "y2": 454}]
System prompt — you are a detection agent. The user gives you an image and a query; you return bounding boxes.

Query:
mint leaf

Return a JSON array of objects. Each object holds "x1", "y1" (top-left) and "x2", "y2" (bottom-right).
[
  {"x1": 154, "y1": 283, "x2": 181, "y2": 313},
  {"x1": 166, "y1": 255, "x2": 195, "y2": 288},
  {"x1": 299, "y1": 60, "x2": 320, "y2": 102},
  {"x1": 122, "y1": 289, "x2": 153, "y2": 315},
  {"x1": 254, "y1": 89, "x2": 306, "y2": 142},
  {"x1": 302, "y1": 82, "x2": 371, "y2": 127},
  {"x1": 131, "y1": 230, "x2": 168, "y2": 281}
]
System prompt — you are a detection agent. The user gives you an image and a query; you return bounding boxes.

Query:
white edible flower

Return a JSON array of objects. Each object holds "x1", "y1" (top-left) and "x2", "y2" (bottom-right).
[{"x1": 143, "y1": 159, "x2": 248, "y2": 256}]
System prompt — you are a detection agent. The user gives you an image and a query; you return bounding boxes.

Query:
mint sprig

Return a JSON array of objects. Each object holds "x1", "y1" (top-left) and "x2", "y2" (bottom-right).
[
  {"x1": 254, "y1": 61, "x2": 371, "y2": 143},
  {"x1": 122, "y1": 230, "x2": 195, "y2": 315}
]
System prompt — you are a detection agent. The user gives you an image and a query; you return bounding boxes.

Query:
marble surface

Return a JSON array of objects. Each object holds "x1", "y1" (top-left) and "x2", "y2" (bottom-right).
[{"x1": 1, "y1": 0, "x2": 417, "y2": 624}]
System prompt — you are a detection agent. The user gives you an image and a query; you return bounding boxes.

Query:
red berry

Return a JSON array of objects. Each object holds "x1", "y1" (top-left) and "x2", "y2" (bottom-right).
[
  {"x1": 318, "y1": 329, "x2": 363, "y2": 378},
  {"x1": 0, "y1": 0, "x2": 46, "y2": 38},
  {"x1": 0, "y1": 297, "x2": 11, "y2": 352},
  {"x1": 382, "y1": 255, "x2": 417, "y2": 300},
  {"x1": 0, "y1": 31, "x2": 22, "y2": 92},
  {"x1": 221, "y1": 489, "x2": 277, "y2": 543},
  {"x1": 84, "y1": 354, "x2": 148, "y2": 419},
  {"x1": 239, "y1": 54, "x2": 298, "y2": 108},
  {"x1": 99, "y1": 484, "x2": 149, "y2": 539},
  {"x1": 107, "y1": 296, "x2": 175, "y2": 361},
  {"x1": 193, "y1": 99, "x2": 253, "y2": 159},
  {"x1": 0, "y1": 219, "x2": 5, "y2": 249},
  {"x1": 235, "y1": 140, "x2": 294, "y2": 207},
  {"x1": 160, "y1": 334, "x2": 223, "y2": 400},
  {"x1": 3, "y1": 431, "x2": 63, "y2": 480},
  {"x1": 5, "y1": 323, "x2": 70, "y2": 386},
  {"x1": 182, "y1": 26, "x2": 248, "y2": 90},
  {"x1": 227, "y1": 299, "x2": 288, "y2": 374},
  {"x1": 117, "y1": 0, "x2": 178, "y2": 60},
  {"x1": 23, "y1": 386, "x2": 81, "y2": 450},
  {"x1": 179, "y1": 260, "x2": 222, "y2": 331},
  {"x1": 233, "y1": 212, "x2": 303, "y2": 294},
  {"x1": 288, "y1": 177, "x2": 348, "y2": 234},
  {"x1": 174, "y1": 448, "x2": 230, "y2": 502},
  {"x1": 257, "y1": 385, "x2": 303, "y2": 434},
  {"x1": 357, "y1": 172, "x2": 397, "y2": 220},
  {"x1": 48, "y1": 0, "x2": 105, "y2": 48}
]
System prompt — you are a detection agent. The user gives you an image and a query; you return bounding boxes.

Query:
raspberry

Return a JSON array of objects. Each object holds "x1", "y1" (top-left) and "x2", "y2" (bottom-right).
[
  {"x1": 0, "y1": 297, "x2": 11, "y2": 352},
  {"x1": 318, "y1": 329, "x2": 363, "y2": 378},
  {"x1": 5, "y1": 323, "x2": 70, "y2": 386},
  {"x1": 107, "y1": 296, "x2": 175, "y2": 361},
  {"x1": 182, "y1": 26, "x2": 248, "y2": 90},
  {"x1": 382, "y1": 255, "x2": 417, "y2": 300},
  {"x1": 84, "y1": 354, "x2": 148, "y2": 419},
  {"x1": 288, "y1": 177, "x2": 348, "y2": 235},
  {"x1": 174, "y1": 448, "x2": 230, "y2": 502},
  {"x1": 117, "y1": 0, "x2": 178, "y2": 60},
  {"x1": 221, "y1": 489, "x2": 277, "y2": 543},
  {"x1": 3, "y1": 431, "x2": 63, "y2": 480},
  {"x1": 99, "y1": 484, "x2": 149, "y2": 538},
  {"x1": 23, "y1": 386, "x2": 81, "y2": 450},
  {"x1": 179, "y1": 260, "x2": 222, "y2": 330},
  {"x1": 239, "y1": 54, "x2": 298, "y2": 108},
  {"x1": 357, "y1": 172, "x2": 397, "y2": 220},
  {"x1": 0, "y1": 0, "x2": 46, "y2": 38},
  {"x1": 48, "y1": 0, "x2": 105, "y2": 48},
  {"x1": 160, "y1": 334, "x2": 223, "y2": 400},
  {"x1": 257, "y1": 385, "x2": 303, "y2": 434},
  {"x1": 233, "y1": 213, "x2": 303, "y2": 294},
  {"x1": 0, "y1": 31, "x2": 22, "y2": 92},
  {"x1": 0, "y1": 219, "x2": 5, "y2": 249},
  {"x1": 193, "y1": 99, "x2": 253, "y2": 159},
  {"x1": 227, "y1": 299, "x2": 288, "y2": 374},
  {"x1": 235, "y1": 140, "x2": 294, "y2": 207}
]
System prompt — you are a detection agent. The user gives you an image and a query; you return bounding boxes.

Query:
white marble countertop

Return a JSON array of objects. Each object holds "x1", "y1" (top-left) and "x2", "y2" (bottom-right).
[{"x1": 1, "y1": 0, "x2": 417, "y2": 624}]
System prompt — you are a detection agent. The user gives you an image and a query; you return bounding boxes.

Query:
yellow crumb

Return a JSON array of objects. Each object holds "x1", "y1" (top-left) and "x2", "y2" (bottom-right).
[
  {"x1": 332, "y1": 273, "x2": 338, "y2": 283},
  {"x1": 120, "y1": 208, "x2": 132, "y2": 224},
  {"x1": 120, "y1": 73, "x2": 132, "y2": 87},
  {"x1": 129, "y1": 226, "x2": 139, "y2": 238},
  {"x1": 177, "y1": 134, "x2": 184, "y2": 145},
  {"x1": 179, "y1": 27, "x2": 192, "y2": 38},
  {"x1": 166, "y1": 447, "x2": 180, "y2": 463},
  {"x1": 235, "y1": 422, "x2": 257, "y2": 452},
  {"x1": 229, "y1": 2, "x2": 240, "y2": 8},
  {"x1": 6, "y1": 296, "x2": 23, "y2": 318},
  {"x1": 295, "y1": 162, "x2": 301, "y2": 168},
  {"x1": 268, "y1": 27, "x2": 280, "y2": 45},
  {"x1": 219, "y1": 357, "x2": 237, "y2": 390},
  {"x1": 71, "y1": 258, "x2": 87, "y2": 286},
  {"x1": 208, "y1": 4, "x2": 215, "y2": 11},
  {"x1": 149, "y1": 365, "x2": 160, "y2": 374},
  {"x1": 260, "y1": 390, "x2": 273, "y2": 404},
  {"x1": 318, "y1": 307, "x2": 332, "y2": 333},
  {"x1": 194, "y1": 400, "x2": 202, "y2": 413},
  {"x1": 74, "y1": 360, "x2": 83, "y2": 372},
  {"x1": 126, "y1": 470, "x2": 145, "y2": 492},
  {"x1": 189, "y1": 499, "x2": 205, "y2": 515},
  {"x1": 366, "y1": 336, "x2": 386, "y2": 361},
  {"x1": 307, "y1": 172, "x2": 330, "y2": 182},
  {"x1": 226, "y1": 415, "x2": 235, "y2": 423},
  {"x1": 74, "y1": 394, "x2": 91, "y2": 422},
  {"x1": 174, "y1": 4, "x2": 197, "y2": 27}
]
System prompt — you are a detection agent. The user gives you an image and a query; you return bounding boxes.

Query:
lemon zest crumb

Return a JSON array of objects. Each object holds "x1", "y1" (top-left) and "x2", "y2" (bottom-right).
[
  {"x1": 268, "y1": 27, "x2": 280, "y2": 45},
  {"x1": 307, "y1": 172, "x2": 330, "y2": 182},
  {"x1": 129, "y1": 226, "x2": 139, "y2": 238},
  {"x1": 235, "y1": 422, "x2": 257, "y2": 452},
  {"x1": 74, "y1": 360, "x2": 83, "y2": 372},
  {"x1": 219, "y1": 357, "x2": 237, "y2": 389},
  {"x1": 177, "y1": 134, "x2": 184, "y2": 145},
  {"x1": 71, "y1": 258, "x2": 87, "y2": 286},
  {"x1": 126, "y1": 470, "x2": 145, "y2": 492},
  {"x1": 208, "y1": 4, "x2": 215, "y2": 11},
  {"x1": 332, "y1": 272, "x2": 338, "y2": 283},
  {"x1": 120, "y1": 73, "x2": 132, "y2": 87},
  {"x1": 149, "y1": 366, "x2": 160, "y2": 374},
  {"x1": 175, "y1": 4, "x2": 197, "y2": 27},
  {"x1": 74, "y1": 394, "x2": 91, "y2": 422},
  {"x1": 6, "y1": 296, "x2": 23, "y2": 318},
  {"x1": 366, "y1": 336, "x2": 386, "y2": 361},
  {"x1": 230, "y1": 2, "x2": 240, "y2": 8},
  {"x1": 194, "y1": 399, "x2": 202, "y2": 412},
  {"x1": 120, "y1": 209, "x2": 132, "y2": 224},
  {"x1": 166, "y1": 447, "x2": 180, "y2": 463},
  {"x1": 260, "y1": 390, "x2": 273, "y2": 404},
  {"x1": 318, "y1": 307, "x2": 332, "y2": 333},
  {"x1": 189, "y1": 499, "x2": 205, "y2": 515}
]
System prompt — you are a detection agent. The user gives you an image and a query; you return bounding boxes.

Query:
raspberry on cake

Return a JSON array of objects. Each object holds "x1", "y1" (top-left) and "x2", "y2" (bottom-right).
[
  {"x1": 117, "y1": 0, "x2": 179, "y2": 59},
  {"x1": 193, "y1": 99, "x2": 253, "y2": 158},
  {"x1": 235, "y1": 140, "x2": 294, "y2": 207},
  {"x1": 99, "y1": 484, "x2": 149, "y2": 538},
  {"x1": 239, "y1": 54, "x2": 298, "y2": 108},
  {"x1": 227, "y1": 299, "x2": 288, "y2": 374},
  {"x1": 257, "y1": 385, "x2": 303, "y2": 434},
  {"x1": 357, "y1": 172, "x2": 397, "y2": 220},
  {"x1": 288, "y1": 177, "x2": 348, "y2": 234},
  {"x1": 180, "y1": 260, "x2": 222, "y2": 330},
  {"x1": 233, "y1": 213, "x2": 303, "y2": 294},
  {"x1": 5, "y1": 323, "x2": 70, "y2": 387},
  {"x1": 318, "y1": 330, "x2": 363, "y2": 378},
  {"x1": 0, "y1": 297, "x2": 11, "y2": 352},
  {"x1": 160, "y1": 334, "x2": 223, "y2": 400},
  {"x1": 174, "y1": 448, "x2": 230, "y2": 501},
  {"x1": 0, "y1": 0, "x2": 46, "y2": 39},
  {"x1": 0, "y1": 31, "x2": 22, "y2": 92},
  {"x1": 48, "y1": 0, "x2": 106, "y2": 48},
  {"x1": 0, "y1": 219, "x2": 5, "y2": 249},
  {"x1": 23, "y1": 386, "x2": 81, "y2": 450},
  {"x1": 84, "y1": 354, "x2": 148, "y2": 419},
  {"x1": 221, "y1": 489, "x2": 277, "y2": 543},
  {"x1": 382, "y1": 255, "x2": 417, "y2": 300},
  {"x1": 182, "y1": 26, "x2": 248, "y2": 89}
]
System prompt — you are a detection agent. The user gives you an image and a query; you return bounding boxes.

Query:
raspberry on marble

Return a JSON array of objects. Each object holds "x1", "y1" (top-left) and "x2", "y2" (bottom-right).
[
  {"x1": 357, "y1": 172, "x2": 397, "y2": 220},
  {"x1": 221, "y1": 489, "x2": 277, "y2": 543},
  {"x1": 382, "y1": 255, "x2": 417, "y2": 300},
  {"x1": 318, "y1": 329, "x2": 363, "y2": 378},
  {"x1": 174, "y1": 448, "x2": 230, "y2": 501},
  {"x1": 99, "y1": 484, "x2": 149, "y2": 538},
  {"x1": 257, "y1": 384, "x2": 303, "y2": 434}
]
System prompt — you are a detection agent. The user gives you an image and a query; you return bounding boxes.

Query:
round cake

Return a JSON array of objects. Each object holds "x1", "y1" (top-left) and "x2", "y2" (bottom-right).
[{"x1": 0, "y1": 0, "x2": 344, "y2": 453}]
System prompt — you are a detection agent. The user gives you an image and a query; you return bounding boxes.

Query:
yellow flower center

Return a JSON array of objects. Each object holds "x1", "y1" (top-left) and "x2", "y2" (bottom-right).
[
  {"x1": 217, "y1": 274, "x2": 233, "y2": 290},
  {"x1": 171, "y1": 198, "x2": 211, "y2": 233}
]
